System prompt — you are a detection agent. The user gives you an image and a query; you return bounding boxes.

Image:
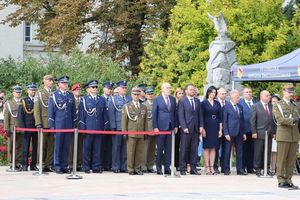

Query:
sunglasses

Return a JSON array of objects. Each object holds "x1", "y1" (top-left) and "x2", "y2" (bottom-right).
[{"x1": 91, "y1": 86, "x2": 98, "y2": 89}]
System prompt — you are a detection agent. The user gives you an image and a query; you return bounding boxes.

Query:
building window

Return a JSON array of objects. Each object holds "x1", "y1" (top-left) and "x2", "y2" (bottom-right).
[{"x1": 25, "y1": 22, "x2": 32, "y2": 42}]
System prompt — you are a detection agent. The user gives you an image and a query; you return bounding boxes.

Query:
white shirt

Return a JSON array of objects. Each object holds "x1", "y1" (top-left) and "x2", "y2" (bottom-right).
[{"x1": 245, "y1": 99, "x2": 253, "y2": 107}]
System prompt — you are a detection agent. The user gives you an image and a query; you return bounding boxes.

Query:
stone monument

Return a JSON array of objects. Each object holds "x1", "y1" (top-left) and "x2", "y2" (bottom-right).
[{"x1": 205, "y1": 13, "x2": 240, "y2": 93}]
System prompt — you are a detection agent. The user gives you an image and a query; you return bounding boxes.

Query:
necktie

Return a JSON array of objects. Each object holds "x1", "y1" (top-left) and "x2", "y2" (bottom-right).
[
  {"x1": 247, "y1": 101, "x2": 251, "y2": 108},
  {"x1": 234, "y1": 105, "x2": 239, "y2": 115},
  {"x1": 190, "y1": 98, "x2": 195, "y2": 111},
  {"x1": 136, "y1": 102, "x2": 139, "y2": 108},
  {"x1": 221, "y1": 100, "x2": 225, "y2": 107},
  {"x1": 106, "y1": 97, "x2": 109, "y2": 103},
  {"x1": 122, "y1": 96, "x2": 126, "y2": 102},
  {"x1": 63, "y1": 92, "x2": 66, "y2": 96},
  {"x1": 165, "y1": 96, "x2": 171, "y2": 111},
  {"x1": 264, "y1": 103, "x2": 269, "y2": 118}
]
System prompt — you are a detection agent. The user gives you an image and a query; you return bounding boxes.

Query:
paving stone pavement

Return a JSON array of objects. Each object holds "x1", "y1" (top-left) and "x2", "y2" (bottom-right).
[{"x1": 0, "y1": 167, "x2": 299, "y2": 200}]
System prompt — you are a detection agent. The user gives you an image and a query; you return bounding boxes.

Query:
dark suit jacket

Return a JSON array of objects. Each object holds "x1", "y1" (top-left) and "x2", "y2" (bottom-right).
[
  {"x1": 178, "y1": 96, "x2": 203, "y2": 133},
  {"x1": 152, "y1": 95, "x2": 177, "y2": 131},
  {"x1": 250, "y1": 102, "x2": 275, "y2": 139},
  {"x1": 223, "y1": 102, "x2": 245, "y2": 137},
  {"x1": 239, "y1": 98, "x2": 256, "y2": 133},
  {"x1": 17, "y1": 96, "x2": 35, "y2": 128}
]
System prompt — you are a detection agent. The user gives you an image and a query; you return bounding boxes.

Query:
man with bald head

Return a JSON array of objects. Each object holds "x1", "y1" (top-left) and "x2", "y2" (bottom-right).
[
  {"x1": 250, "y1": 90, "x2": 275, "y2": 176},
  {"x1": 152, "y1": 82, "x2": 178, "y2": 175}
]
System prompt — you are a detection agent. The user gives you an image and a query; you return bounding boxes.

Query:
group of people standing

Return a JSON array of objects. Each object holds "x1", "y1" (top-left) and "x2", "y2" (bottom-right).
[{"x1": 2, "y1": 75, "x2": 300, "y2": 188}]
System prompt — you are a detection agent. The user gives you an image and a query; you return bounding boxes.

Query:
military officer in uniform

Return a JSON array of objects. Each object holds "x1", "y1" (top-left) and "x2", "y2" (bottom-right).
[
  {"x1": 79, "y1": 80, "x2": 107, "y2": 173},
  {"x1": 122, "y1": 87, "x2": 148, "y2": 175},
  {"x1": 101, "y1": 81, "x2": 114, "y2": 171},
  {"x1": 18, "y1": 83, "x2": 38, "y2": 171},
  {"x1": 68, "y1": 83, "x2": 83, "y2": 171},
  {"x1": 34, "y1": 75, "x2": 55, "y2": 172},
  {"x1": 141, "y1": 88, "x2": 156, "y2": 173},
  {"x1": 108, "y1": 80, "x2": 132, "y2": 173},
  {"x1": 273, "y1": 84, "x2": 300, "y2": 189},
  {"x1": 137, "y1": 83, "x2": 147, "y2": 103},
  {"x1": 48, "y1": 76, "x2": 76, "y2": 174},
  {"x1": 4, "y1": 85, "x2": 23, "y2": 169}
]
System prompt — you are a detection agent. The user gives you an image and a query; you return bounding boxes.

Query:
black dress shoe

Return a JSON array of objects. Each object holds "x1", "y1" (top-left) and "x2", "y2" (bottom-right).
[
  {"x1": 21, "y1": 166, "x2": 28, "y2": 171},
  {"x1": 77, "y1": 166, "x2": 83, "y2": 172},
  {"x1": 278, "y1": 182, "x2": 289, "y2": 188},
  {"x1": 44, "y1": 167, "x2": 55, "y2": 172},
  {"x1": 224, "y1": 171, "x2": 230, "y2": 175},
  {"x1": 92, "y1": 169, "x2": 103, "y2": 173},
  {"x1": 62, "y1": 169, "x2": 71, "y2": 174},
  {"x1": 286, "y1": 183, "x2": 299, "y2": 189},
  {"x1": 113, "y1": 169, "x2": 120, "y2": 173},
  {"x1": 267, "y1": 170, "x2": 275, "y2": 176},
  {"x1": 157, "y1": 171, "x2": 163, "y2": 175},
  {"x1": 190, "y1": 169, "x2": 201, "y2": 175},
  {"x1": 136, "y1": 171, "x2": 144, "y2": 175},
  {"x1": 164, "y1": 170, "x2": 171, "y2": 175},
  {"x1": 180, "y1": 171, "x2": 186, "y2": 175},
  {"x1": 147, "y1": 169, "x2": 155, "y2": 173},
  {"x1": 237, "y1": 170, "x2": 247, "y2": 175},
  {"x1": 255, "y1": 170, "x2": 262, "y2": 177},
  {"x1": 129, "y1": 171, "x2": 135, "y2": 175},
  {"x1": 120, "y1": 169, "x2": 128, "y2": 173},
  {"x1": 84, "y1": 170, "x2": 90, "y2": 174},
  {"x1": 214, "y1": 168, "x2": 220, "y2": 174},
  {"x1": 30, "y1": 166, "x2": 39, "y2": 171},
  {"x1": 247, "y1": 169, "x2": 255, "y2": 174}
]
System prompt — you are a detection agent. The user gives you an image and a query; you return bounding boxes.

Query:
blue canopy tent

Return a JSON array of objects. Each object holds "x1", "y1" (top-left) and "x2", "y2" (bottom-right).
[{"x1": 231, "y1": 48, "x2": 300, "y2": 89}]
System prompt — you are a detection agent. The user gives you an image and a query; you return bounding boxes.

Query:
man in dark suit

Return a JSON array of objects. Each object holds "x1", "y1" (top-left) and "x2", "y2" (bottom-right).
[
  {"x1": 250, "y1": 90, "x2": 275, "y2": 176},
  {"x1": 239, "y1": 87, "x2": 255, "y2": 173},
  {"x1": 178, "y1": 84, "x2": 203, "y2": 175},
  {"x1": 214, "y1": 87, "x2": 228, "y2": 173},
  {"x1": 153, "y1": 82, "x2": 178, "y2": 175},
  {"x1": 223, "y1": 89, "x2": 247, "y2": 175}
]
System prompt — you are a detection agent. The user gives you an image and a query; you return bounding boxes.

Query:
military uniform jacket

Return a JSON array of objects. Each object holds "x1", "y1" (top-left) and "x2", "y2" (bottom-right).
[
  {"x1": 122, "y1": 101, "x2": 148, "y2": 138},
  {"x1": 108, "y1": 94, "x2": 132, "y2": 130},
  {"x1": 78, "y1": 95, "x2": 107, "y2": 130},
  {"x1": 18, "y1": 96, "x2": 35, "y2": 128},
  {"x1": 144, "y1": 100, "x2": 153, "y2": 131},
  {"x1": 34, "y1": 88, "x2": 51, "y2": 128},
  {"x1": 273, "y1": 100, "x2": 300, "y2": 142},
  {"x1": 4, "y1": 99, "x2": 22, "y2": 132},
  {"x1": 48, "y1": 90, "x2": 76, "y2": 129}
]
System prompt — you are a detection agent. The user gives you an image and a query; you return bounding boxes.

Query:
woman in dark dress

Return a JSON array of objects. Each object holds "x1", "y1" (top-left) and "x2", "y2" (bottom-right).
[
  {"x1": 174, "y1": 88, "x2": 184, "y2": 171},
  {"x1": 202, "y1": 86, "x2": 222, "y2": 175}
]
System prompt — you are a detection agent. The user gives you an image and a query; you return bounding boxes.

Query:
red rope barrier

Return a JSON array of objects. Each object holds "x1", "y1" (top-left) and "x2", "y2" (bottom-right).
[{"x1": 15, "y1": 127, "x2": 171, "y2": 135}]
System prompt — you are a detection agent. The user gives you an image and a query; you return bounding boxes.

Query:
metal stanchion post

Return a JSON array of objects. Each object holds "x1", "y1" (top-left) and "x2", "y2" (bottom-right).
[
  {"x1": 67, "y1": 128, "x2": 82, "y2": 179},
  {"x1": 166, "y1": 131, "x2": 180, "y2": 178},
  {"x1": 33, "y1": 128, "x2": 48, "y2": 176},
  {"x1": 259, "y1": 131, "x2": 272, "y2": 178},
  {"x1": 7, "y1": 126, "x2": 18, "y2": 172}
]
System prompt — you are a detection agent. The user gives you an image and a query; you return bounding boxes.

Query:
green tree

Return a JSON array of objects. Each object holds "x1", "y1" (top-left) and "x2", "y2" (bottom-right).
[
  {"x1": 0, "y1": 51, "x2": 129, "y2": 97},
  {"x1": 1, "y1": 0, "x2": 176, "y2": 75},
  {"x1": 141, "y1": 0, "x2": 300, "y2": 95}
]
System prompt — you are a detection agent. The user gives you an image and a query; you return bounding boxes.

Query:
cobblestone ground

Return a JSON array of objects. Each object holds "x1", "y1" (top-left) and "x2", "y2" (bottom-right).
[{"x1": 0, "y1": 166, "x2": 299, "y2": 200}]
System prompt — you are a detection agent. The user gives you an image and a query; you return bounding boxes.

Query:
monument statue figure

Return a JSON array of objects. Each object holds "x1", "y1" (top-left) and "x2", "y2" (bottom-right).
[
  {"x1": 205, "y1": 12, "x2": 241, "y2": 92},
  {"x1": 207, "y1": 12, "x2": 229, "y2": 39}
]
